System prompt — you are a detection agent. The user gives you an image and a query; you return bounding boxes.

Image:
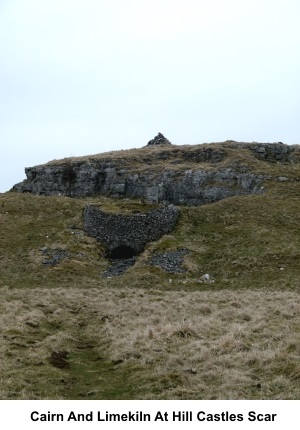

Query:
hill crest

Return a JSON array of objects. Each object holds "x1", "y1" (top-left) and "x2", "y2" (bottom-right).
[{"x1": 12, "y1": 141, "x2": 300, "y2": 206}]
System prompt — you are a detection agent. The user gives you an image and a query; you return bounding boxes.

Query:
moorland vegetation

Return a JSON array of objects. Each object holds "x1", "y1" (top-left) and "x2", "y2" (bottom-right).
[{"x1": 1, "y1": 141, "x2": 300, "y2": 399}]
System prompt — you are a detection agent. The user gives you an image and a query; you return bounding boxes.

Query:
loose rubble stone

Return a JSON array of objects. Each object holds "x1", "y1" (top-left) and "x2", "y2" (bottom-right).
[
  {"x1": 149, "y1": 249, "x2": 189, "y2": 273},
  {"x1": 42, "y1": 250, "x2": 70, "y2": 266},
  {"x1": 103, "y1": 257, "x2": 136, "y2": 277}
]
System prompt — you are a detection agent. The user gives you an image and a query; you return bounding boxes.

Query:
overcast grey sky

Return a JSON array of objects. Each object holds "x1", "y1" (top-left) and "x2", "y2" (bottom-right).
[{"x1": 1, "y1": 0, "x2": 299, "y2": 192}]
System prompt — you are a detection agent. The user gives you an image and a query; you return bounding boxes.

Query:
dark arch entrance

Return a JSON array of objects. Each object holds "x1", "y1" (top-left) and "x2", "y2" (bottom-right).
[{"x1": 109, "y1": 245, "x2": 136, "y2": 259}]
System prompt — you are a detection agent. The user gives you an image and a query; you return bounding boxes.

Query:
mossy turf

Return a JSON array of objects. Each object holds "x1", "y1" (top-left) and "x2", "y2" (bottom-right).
[{"x1": 1, "y1": 179, "x2": 300, "y2": 292}]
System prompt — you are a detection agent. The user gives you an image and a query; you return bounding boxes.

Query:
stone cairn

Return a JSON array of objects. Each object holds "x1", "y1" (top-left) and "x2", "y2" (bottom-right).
[{"x1": 147, "y1": 132, "x2": 172, "y2": 146}]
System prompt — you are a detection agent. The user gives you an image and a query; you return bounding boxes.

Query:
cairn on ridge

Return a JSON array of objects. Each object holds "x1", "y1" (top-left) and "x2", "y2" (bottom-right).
[{"x1": 147, "y1": 132, "x2": 172, "y2": 146}]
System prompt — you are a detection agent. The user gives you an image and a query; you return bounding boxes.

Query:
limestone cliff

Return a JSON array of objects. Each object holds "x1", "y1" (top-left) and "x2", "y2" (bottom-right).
[{"x1": 12, "y1": 141, "x2": 300, "y2": 206}]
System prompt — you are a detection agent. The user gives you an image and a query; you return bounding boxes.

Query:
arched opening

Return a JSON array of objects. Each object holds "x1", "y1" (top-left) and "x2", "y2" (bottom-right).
[{"x1": 109, "y1": 245, "x2": 136, "y2": 259}]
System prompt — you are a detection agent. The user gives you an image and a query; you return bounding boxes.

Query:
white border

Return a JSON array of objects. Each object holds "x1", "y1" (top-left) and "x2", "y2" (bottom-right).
[{"x1": 0, "y1": 400, "x2": 298, "y2": 429}]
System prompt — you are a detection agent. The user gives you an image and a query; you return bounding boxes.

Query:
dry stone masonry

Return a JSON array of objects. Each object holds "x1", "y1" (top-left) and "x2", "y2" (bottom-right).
[
  {"x1": 83, "y1": 204, "x2": 179, "y2": 258},
  {"x1": 147, "y1": 132, "x2": 172, "y2": 146},
  {"x1": 83, "y1": 204, "x2": 180, "y2": 276}
]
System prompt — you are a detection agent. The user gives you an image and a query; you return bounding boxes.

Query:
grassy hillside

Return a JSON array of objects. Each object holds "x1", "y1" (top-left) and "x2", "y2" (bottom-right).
[{"x1": 1, "y1": 147, "x2": 300, "y2": 399}]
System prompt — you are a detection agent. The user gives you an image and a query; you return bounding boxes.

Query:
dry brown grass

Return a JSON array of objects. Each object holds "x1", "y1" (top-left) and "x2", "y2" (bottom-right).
[
  {"x1": 1, "y1": 285, "x2": 300, "y2": 399},
  {"x1": 40, "y1": 141, "x2": 294, "y2": 176},
  {"x1": 39, "y1": 142, "x2": 300, "y2": 186}
]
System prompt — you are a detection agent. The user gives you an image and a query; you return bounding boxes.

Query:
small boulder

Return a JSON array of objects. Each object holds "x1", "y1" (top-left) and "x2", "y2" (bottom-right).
[{"x1": 198, "y1": 273, "x2": 215, "y2": 283}]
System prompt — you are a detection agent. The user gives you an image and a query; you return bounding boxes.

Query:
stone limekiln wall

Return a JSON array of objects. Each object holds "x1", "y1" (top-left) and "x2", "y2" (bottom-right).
[{"x1": 83, "y1": 204, "x2": 180, "y2": 256}]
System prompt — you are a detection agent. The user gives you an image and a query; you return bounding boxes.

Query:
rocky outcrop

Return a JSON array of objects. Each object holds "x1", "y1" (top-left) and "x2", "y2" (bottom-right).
[
  {"x1": 227, "y1": 141, "x2": 299, "y2": 162},
  {"x1": 83, "y1": 204, "x2": 179, "y2": 257},
  {"x1": 12, "y1": 141, "x2": 300, "y2": 206},
  {"x1": 12, "y1": 162, "x2": 266, "y2": 205}
]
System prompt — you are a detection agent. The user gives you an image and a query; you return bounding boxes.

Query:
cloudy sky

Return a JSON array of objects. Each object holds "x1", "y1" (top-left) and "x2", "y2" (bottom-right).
[{"x1": 1, "y1": 0, "x2": 299, "y2": 192}]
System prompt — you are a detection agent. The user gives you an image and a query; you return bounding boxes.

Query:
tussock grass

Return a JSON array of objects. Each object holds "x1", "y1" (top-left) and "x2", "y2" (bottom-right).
[
  {"x1": 1, "y1": 286, "x2": 300, "y2": 399},
  {"x1": 40, "y1": 141, "x2": 300, "y2": 178}
]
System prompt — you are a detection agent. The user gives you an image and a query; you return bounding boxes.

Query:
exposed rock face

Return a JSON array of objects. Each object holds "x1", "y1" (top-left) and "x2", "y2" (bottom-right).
[
  {"x1": 12, "y1": 142, "x2": 300, "y2": 206},
  {"x1": 83, "y1": 204, "x2": 179, "y2": 257},
  {"x1": 12, "y1": 162, "x2": 266, "y2": 205},
  {"x1": 147, "y1": 132, "x2": 172, "y2": 146},
  {"x1": 228, "y1": 141, "x2": 298, "y2": 162}
]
